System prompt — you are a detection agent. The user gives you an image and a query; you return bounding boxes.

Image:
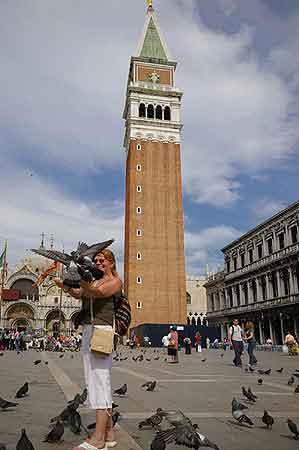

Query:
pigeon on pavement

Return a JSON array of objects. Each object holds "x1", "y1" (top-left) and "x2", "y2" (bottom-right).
[
  {"x1": 294, "y1": 385, "x2": 299, "y2": 394},
  {"x1": 262, "y1": 410, "x2": 274, "y2": 429},
  {"x1": 247, "y1": 387, "x2": 258, "y2": 400},
  {"x1": 114, "y1": 384, "x2": 127, "y2": 396},
  {"x1": 0, "y1": 396, "x2": 18, "y2": 410},
  {"x1": 258, "y1": 379, "x2": 263, "y2": 385},
  {"x1": 16, "y1": 429, "x2": 35, "y2": 450},
  {"x1": 15, "y1": 382, "x2": 29, "y2": 398},
  {"x1": 44, "y1": 420, "x2": 64, "y2": 443},
  {"x1": 287, "y1": 419, "x2": 299, "y2": 439},
  {"x1": 33, "y1": 360, "x2": 41, "y2": 366},
  {"x1": 232, "y1": 398, "x2": 253, "y2": 426},
  {"x1": 288, "y1": 376, "x2": 295, "y2": 386},
  {"x1": 276, "y1": 368, "x2": 283, "y2": 373},
  {"x1": 242, "y1": 386, "x2": 256, "y2": 402}
]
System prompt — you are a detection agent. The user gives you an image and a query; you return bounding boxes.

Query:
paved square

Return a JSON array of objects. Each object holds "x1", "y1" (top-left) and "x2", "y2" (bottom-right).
[{"x1": 1, "y1": 347, "x2": 299, "y2": 450}]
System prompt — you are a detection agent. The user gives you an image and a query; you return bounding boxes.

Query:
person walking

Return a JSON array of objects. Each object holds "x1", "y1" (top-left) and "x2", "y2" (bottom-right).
[
  {"x1": 55, "y1": 248, "x2": 122, "y2": 450},
  {"x1": 229, "y1": 318, "x2": 244, "y2": 367},
  {"x1": 183, "y1": 336, "x2": 192, "y2": 355},
  {"x1": 244, "y1": 321, "x2": 257, "y2": 367},
  {"x1": 194, "y1": 332, "x2": 202, "y2": 353}
]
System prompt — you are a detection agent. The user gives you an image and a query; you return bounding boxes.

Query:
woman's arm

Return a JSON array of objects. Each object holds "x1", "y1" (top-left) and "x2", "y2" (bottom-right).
[
  {"x1": 80, "y1": 277, "x2": 122, "y2": 298},
  {"x1": 54, "y1": 279, "x2": 83, "y2": 299}
]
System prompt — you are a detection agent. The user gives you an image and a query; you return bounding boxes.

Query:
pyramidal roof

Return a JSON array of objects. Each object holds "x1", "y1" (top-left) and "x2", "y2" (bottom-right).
[{"x1": 136, "y1": 8, "x2": 171, "y2": 61}]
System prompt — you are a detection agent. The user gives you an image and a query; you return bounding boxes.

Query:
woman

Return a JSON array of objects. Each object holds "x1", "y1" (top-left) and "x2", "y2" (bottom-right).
[
  {"x1": 168, "y1": 326, "x2": 179, "y2": 363},
  {"x1": 244, "y1": 321, "x2": 257, "y2": 367},
  {"x1": 55, "y1": 248, "x2": 122, "y2": 450},
  {"x1": 284, "y1": 331, "x2": 296, "y2": 355}
]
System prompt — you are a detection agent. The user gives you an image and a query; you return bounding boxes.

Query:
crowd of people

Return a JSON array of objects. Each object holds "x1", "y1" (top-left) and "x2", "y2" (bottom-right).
[{"x1": 0, "y1": 328, "x2": 82, "y2": 353}]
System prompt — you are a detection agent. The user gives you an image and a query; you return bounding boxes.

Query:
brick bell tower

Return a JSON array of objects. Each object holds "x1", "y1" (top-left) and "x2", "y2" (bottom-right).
[{"x1": 123, "y1": 1, "x2": 186, "y2": 328}]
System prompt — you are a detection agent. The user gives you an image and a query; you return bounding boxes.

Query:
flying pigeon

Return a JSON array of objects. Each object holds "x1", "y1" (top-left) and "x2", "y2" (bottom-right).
[
  {"x1": 138, "y1": 408, "x2": 164, "y2": 430},
  {"x1": 262, "y1": 410, "x2": 274, "y2": 429},
  {"x1": 287, "y1": 419, "x2": 299, "y2": 439},
  {"x1": 114, "y1": 383, "x2": 127, "y2": 396},
  {"x1": 16, "y1": 429, "x2": 34, "y2": 450},
  {"x1": 15, "y1": 382, "x2": 29, "y2": 398},
  {"x1": 31, "y1": 240, "x2": 114, "y2": 288}
]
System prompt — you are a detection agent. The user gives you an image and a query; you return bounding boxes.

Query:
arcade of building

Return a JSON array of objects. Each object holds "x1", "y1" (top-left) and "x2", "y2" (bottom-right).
[{"x1": 206, "y1": 201, "x2": 299, "y2": 345}]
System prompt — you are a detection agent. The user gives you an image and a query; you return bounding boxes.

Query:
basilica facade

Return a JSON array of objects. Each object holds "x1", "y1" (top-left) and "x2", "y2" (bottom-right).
[
  {"x1": 205, "y1": 201, "x2": 299, "y2": 344},
  {"x1": 0, "y1": 254, "x2": 81, "y2": 335}
]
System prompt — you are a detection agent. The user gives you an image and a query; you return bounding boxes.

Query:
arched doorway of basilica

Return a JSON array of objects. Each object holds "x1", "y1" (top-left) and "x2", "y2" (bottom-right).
[
  {"x1": 45, "y1": 310, "x2": 65, "y2": 338},
  {"x1": 6, "y1": 303, "x2": 35, "y2": 331}
]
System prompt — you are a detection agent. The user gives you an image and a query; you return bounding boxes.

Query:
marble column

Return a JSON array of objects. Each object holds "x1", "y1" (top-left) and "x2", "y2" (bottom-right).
[
  {"x1": 280, "y1": 313, "x2": 284, "y2": 344},
  {"x1": 258, "y1": 320, "x2": 264, "y2": 344},
  {"x1": 269, "y1": 318, "x2": 275, "y2": 343},
  {"x1": 256, "y1": 277, "x2": 261, "y2": 301},
  {"x1": 289, "y1": 266, "x2": 295, "y2": 295},
  {"x1": 266, "y1": 273, "x2": 273, "y2": 299},
  {"x1": 220, "y1": 324, "x2": 225, "y2": 341},
  {"x1": 248, "y1": 280, "x2": 254, "y2": 304}
]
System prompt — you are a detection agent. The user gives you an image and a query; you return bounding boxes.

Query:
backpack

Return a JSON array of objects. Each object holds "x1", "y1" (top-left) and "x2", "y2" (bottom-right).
[{"x1": 114, "y1": 293, "x2": 131, "y2": 336}]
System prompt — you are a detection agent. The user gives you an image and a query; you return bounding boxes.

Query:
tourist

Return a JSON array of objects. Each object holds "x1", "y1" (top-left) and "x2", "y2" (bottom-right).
[
  {"x1": 228, "y1": 318, "x2": 244, "y2": 367},
  {"x1": 244, "y1": 321, "x2": 257, "y2": 367},
  {"x1": 284, "y1": 331, "x2": 296, "y2": 355},
  {"x1": 55, "y1": 248, "x2": 122, "y2": 450},
  {"x1": 162, "y1": 334, "x2": 169, "y2": 353},
  {"x1": 168, "y1": 326, "x2": 179, "y2": 363},
  {"x1": 183, "y1": 336, "x2": 192, "y2": 355},
  {"x1": 206, "y1": 337, "x2": 210, "y2": 349},
  {"x1": 194, "y1": 332, "x2": 202, "y2": 353}
]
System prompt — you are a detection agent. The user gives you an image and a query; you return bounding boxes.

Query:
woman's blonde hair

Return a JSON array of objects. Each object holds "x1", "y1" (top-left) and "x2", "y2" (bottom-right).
[
  {"x1": 244, "y1": 320, "x2": 254, "y2": 330},
  {"x1": 96, "y1": 249, "x2": 118, "y2": 277}
]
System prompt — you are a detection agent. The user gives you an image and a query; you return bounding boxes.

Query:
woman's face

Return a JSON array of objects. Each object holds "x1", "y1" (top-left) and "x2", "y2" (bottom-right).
[{"x1": 94, "y1": 253, "x2": 113, "y2": 274}]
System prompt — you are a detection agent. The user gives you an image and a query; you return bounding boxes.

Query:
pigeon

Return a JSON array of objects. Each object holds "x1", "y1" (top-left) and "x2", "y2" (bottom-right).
[
  {"x1": 31, "y1": 240, "x2": 113, "y2": 288},
  {"x1": 79, "y1": 388, "x2": 88, "y2": 404},
  {"x1": 292, "y1": 373, "x2": 299, "y2": 378},
  {"x1": 151, "y1": 420, "x2": 219, "y2": 450},
  {"x1": 50, "y1": 398, "x2": 80, "y2": 424},
  {"x1": 33, "y1": 360, "x2": 41, "y2": 365},
  {"x1": 249, "y1": 366, "x2": 255, "y2": 373},
  {"x1": 142, "y1": 381, "x2": 154, "y2": 389},
  {"x1": 139, "y1": 355, "x2": 144, "y2": 362},
  {"x1": 258, "y1": 369, "x2": 271, "y2": 376},
  {"x1": 138, "y1": 408, "x2": 164, "y2": 430},
  {"x1": 0, "y1": 352, "x2": 4, "y2": 357},
  {"x1": 248, "y1": 387, "x2": 258, "y2": 400},
  {"x1": 146, "y1": 381, "x2": 157, "y2": 392},
  {"x1": 262, "y1": 410, "x2": 274, "y2": 429},
  {"x1": 288, "y1": 376, "x2": 295, "y2": 386},
  {"x1": 154, "y1": 356, "x2": 160, "y2": 361},
  {"x1": 44, "y1": 420, "x2": 64, "y2": 443},
  {"x1": 44, "y1": 361, "x2": 48, "y2": 365},
  {"x1": 287, "y1": 419, "x2": 299, "y2": 439},
  {"x1": 264, "y1": 369, "x2": 271, "y2": 375},
  {"x1": 112, "y1": 410, "x2": 121, "y2": 427},
  {"x1": 232, "y1": 398, "x2": 253, "y2": 426},
  {"x1": 201, "y1": 358, "x2": 207, "y2": 362},
  {"x1": 16, "y1": 429, "x2": 35, "y2": 450},
  {"x1": 258, "y1": 378, "x2": 263, "y2": 385},
  {"x1": 0, "y1": 396, "x2": 18, "y2": 410},
  {"x1": 15, "y1": 382, "x2": 29, "y2": 398},
  {"x1": 220, "y1": 353, "x2": 224, "y2": 358},
  {"x1": 114, "y1": 383, "x2": 127, "y2": 396},
  {"x1": 242, "y1": 386, "x2": 256, "y2": 402},
  {"x1": 146, "y1": 358, "x2": 152, "y2": 362},
  {"x1": 276, "y1": 368, "x2": 283, "y2": 373},
  {"x1": 294, "y1": 385, "x2": 299, "y2": 394},
  {"x1": 59, "y1": 354, "x2": 64, "y2": 358},
  {"x1": 69, "y1": 411, "x2": 82, "y2": 434}
]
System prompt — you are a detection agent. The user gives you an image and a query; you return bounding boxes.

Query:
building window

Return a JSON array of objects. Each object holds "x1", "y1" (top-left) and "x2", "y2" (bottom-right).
[
  {"x1": 54, "y1": 297, "x2": 59, "y2": 304},
  {"x1": 278, "y1": 233, "x2": 285, "y2": 250},
  {"x1": 267, "y1": 238, "x2": 273, "y2": 255},
  {"x1": 137, "y1": 301, "x2": 142, "y2": 309},
  {"x1": 240, "y1": 253, "x2": 245, "y2": 268},
  {"x1": 252, "y1": 280, "x2": 257, "y2": 302},
  {"x1": 155, "y1": 105, "x2": 163, "y2": 120},
  {"x1": 136, "y1": 144, "x2": 142, "y2": 151},
  {"x1": 136, "y1": 185, "x2": 142, "y2": 192},
  {"x1": 261, "y1": 275, "x2": 267, "y2": 300},
  {"x1": 236, "y1": 285, "x2": 240, "y2": 306},
  {"x1": 186, "y1": 292, "x2": 191, "y2": 305},
  {"x1": 136, "y1": 276, "x2": 142, "y2": 284},
  {"x1": 248, "y1": 248, "x2": 253, "y2": 264},
  {"x1": 136, "y1": 207, "x2": 142, "y2": 214},
  {"x1": 226, "y1": 260, "x2": 230, "y2": 273},
  {"x1": 139, "y1": 103, "x2": 146, "y2": 118},
  {"x1": 136, "y1": 164, "x2": 141, "y2": 172},
  {"x1": 257, "y1": 244, "x2": 263, "y2": 259},
  {"x1": 147, "y1": 104, "x2": 154, "y2": 119},
  {"x1": 291, "y1": 225, "x2": 298, "y2": 244},
  {"x1": 137, "y1": 252, "x2": 142, "y2": 260},
  {"x1": 136, "y1": 229, "x2": 142, "y2": 236},
  {"x1": 243, "y1": 283, "x2": 248, "y2": 305},
  {"x1": 233, "y1": 257, "x2": 237, "y2": 271},
  {"x1": 164, "y1": 106, "x2": 171, "y2": 121}
]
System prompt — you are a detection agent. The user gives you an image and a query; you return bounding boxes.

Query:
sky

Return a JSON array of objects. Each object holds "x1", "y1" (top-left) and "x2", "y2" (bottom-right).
[{"x1": 0, "y1": 0, "x2": 298, "y2": 277}]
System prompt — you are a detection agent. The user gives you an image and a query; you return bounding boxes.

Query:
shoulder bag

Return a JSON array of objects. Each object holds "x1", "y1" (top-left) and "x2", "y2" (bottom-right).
[{"x1": 89, "y1": 297, "x2": 115, "y2": 356}]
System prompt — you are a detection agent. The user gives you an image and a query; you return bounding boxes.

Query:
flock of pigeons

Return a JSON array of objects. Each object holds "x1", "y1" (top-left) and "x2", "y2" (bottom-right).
[{"x1": 1, "y1": 347, "x2": 299, "y2": 449}]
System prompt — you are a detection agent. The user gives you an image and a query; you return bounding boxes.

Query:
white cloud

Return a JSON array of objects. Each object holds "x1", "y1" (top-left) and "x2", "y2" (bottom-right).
[{"x1": 251, "y1": 198, "x2": 288, "y2": 219}]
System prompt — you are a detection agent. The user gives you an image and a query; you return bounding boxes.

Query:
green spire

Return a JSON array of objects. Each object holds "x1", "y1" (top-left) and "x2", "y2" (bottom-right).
[{"x1": 139, "y1": 17, "x2": 168, "y2": 60}]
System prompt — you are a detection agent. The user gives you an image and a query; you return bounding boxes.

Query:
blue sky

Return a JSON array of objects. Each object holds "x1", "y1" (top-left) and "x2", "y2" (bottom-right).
[{"x1": 0, "y1": 0, "x2": 298, "y2": 276}]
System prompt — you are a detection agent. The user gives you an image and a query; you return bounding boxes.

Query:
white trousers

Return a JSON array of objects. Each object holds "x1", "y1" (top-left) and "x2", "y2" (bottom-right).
[{"x1": 81, "y1": 325, "x2": 113, "y2": 410}]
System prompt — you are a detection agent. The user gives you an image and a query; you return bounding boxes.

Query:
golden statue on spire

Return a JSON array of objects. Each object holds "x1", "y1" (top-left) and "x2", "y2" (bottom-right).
[{"x1": 146, "y1": 0, "x2": 153, "y2": 11}]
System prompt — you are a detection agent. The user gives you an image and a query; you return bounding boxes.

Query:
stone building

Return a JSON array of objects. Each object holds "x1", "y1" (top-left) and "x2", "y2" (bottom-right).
[
  {"x1": 186, "y1": 276, "x2": 208, "y2": 325},
  {"x1": 123, "y1": 4, "x2": 186, "y2": 327},
  {"x1": 206, "y1": 201, "x2": 299, "y2": 344},
  {"x1": 0, "y1": 253, "x2": 81, "y2": 334}
]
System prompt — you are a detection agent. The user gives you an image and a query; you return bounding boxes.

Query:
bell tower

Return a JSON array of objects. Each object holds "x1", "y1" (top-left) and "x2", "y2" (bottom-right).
[{"x1": 123, "y1": 2, "x2": 186, "y2": 328}]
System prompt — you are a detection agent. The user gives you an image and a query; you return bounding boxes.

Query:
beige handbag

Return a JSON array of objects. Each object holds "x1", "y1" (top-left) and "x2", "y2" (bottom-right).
[{"x1": 90, "y1": 298, "x2": 115, "y2": 356}]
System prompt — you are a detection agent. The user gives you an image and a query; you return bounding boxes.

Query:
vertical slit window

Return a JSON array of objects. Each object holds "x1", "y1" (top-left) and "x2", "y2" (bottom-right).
[
  {"x1": 139, "y1": 103, "x2": 146, "y2": 118},
  {"x1": 147, "y1": 104, "x2": 154, "y2": 118},
  {"x1": 164, "y1": 106, "x2": 171, "y2": 121},
  {"x1": 156, "y1": 105, "x2": 162, "y2": 120}
]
